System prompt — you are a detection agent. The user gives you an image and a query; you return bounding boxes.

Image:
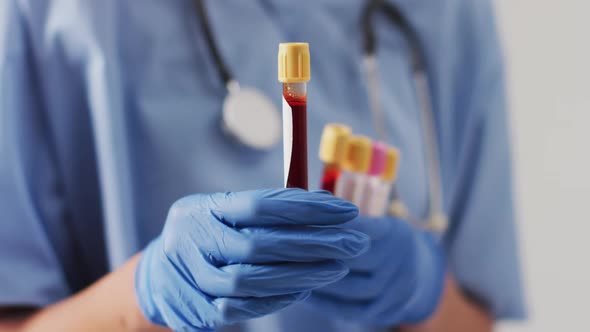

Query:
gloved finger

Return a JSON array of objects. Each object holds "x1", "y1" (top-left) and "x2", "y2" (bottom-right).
[
  {"x1": 198, "y1": 260, "x2": 349, "y2": 298},
  {"x1": 312, "y1": 264, "x2": 400, "y2": 301},
  {"x1": 345, "y1": 233, "x2": 406, "y2": 271},
  {"x1": 340, "y1": 216, "x2": 414, "y2": 271},
  {"x1": 339, "y1": 215, "x2": 397, "y2": 241},
  {"x1": 237, "y1": 226, "x2": 369, "y2": 263},
  {"x1": 208, "y1": 188, "x2": 359, "y2": 227},
  {"x1": 215, "y1": 291, "x2": 311, "y2": 325}
]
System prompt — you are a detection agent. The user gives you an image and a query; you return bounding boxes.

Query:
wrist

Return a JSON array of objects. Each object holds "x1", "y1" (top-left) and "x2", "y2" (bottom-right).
[
  {"x1": 117, "y1": 254, "x2": 167, "y2": 332},
  {"x1": 134, "y1": 238, "x2": 167, "y2": 328}
]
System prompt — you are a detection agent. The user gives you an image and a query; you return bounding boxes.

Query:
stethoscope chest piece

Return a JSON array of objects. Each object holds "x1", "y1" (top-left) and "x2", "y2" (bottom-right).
[
  {"x1": 222, "y1": 82, "x2": 281, "y2": 150},
  {"x1": 193, "y1": 0, "x2": 280, "y2": 151}
]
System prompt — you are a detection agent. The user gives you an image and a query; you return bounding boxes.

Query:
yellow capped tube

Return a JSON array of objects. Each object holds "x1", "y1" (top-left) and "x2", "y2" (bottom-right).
[
  {"x1": 279, "y1": 43, "x2": 311, "y2": 189},
  {"x1": 334, "y1": 135, "x2": 373, "y2": 204},
  {"x1": 278, "y1": 43, "x2": 311, "y2": 83},
  {"x1": 319, "y1": 124, "x2": 352, "y2": 193},
  {"x1": 319, "y1": 124, "x2": 352, "y2": 164},
  {"x1": 381, "y1": 147, "x2": 400, "y2": 182},
  {"x1": 341, "y1": 135, "x2": 372, "y2": 174}
]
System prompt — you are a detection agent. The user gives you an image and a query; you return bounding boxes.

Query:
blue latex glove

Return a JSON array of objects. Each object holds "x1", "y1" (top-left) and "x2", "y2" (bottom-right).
[
  {"x1": 307, "y1": 216, "x2": 446, "y2": 326},
  {"x1": 135, "y1": 188, "x2": 370, "y2": 331}
]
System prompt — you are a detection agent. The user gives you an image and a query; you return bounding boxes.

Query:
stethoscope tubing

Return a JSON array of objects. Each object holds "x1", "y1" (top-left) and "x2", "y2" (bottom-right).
[
  {"x1": 193, "y1": 0, "x2": 232, "y2": 86},
  {"x1": 362, "y1": 0, "x2": 447, "y2": 234}
]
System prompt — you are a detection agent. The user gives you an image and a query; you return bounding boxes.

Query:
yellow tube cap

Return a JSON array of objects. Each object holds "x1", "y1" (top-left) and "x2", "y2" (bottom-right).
[
  {"x1": 319, "y1": 124, "x2": 352, "y2": 164},
  {"x1": 381, "y1": 147, "x2": 400, "y2": 182},
  {"x1": 278, "y1": 43, "x2": 311, "y2": 83},
  {"x1": 341, "y1": 135, "x2": 372, "y2": 173}
]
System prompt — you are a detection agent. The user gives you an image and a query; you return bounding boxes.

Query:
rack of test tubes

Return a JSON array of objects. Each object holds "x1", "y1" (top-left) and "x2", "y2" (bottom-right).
[{"x1": 319, "y1": 124, "x2": 400, "y2": 217}]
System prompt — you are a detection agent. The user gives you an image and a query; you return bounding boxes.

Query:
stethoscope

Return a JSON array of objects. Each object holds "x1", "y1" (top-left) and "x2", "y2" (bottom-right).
[
  {"x1": 194, "y1": 0, "x2": 281, "y2": 150},
  {"x1": 194, "y1": 0, "x2": 448, "y2": 234}
]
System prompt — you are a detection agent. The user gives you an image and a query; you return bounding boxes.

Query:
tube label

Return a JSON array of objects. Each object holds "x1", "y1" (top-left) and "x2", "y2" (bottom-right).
[{"x1": 282, "y1": 96, "x2": 293, "y2": 187}]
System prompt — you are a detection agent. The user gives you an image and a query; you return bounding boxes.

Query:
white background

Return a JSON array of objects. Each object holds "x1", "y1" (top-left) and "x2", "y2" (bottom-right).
[{"x1": 495, "y1": 0, "x2": 590, "y2": 331}]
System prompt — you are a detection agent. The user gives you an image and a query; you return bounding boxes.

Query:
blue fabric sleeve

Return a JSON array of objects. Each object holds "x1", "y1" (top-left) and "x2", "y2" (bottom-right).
[
  {"x1": 0, "y1": 0, "x2": 70, "y2": 307},
  {"x1": 441, "y1": 0, "x2": 526, "y2": 320}
]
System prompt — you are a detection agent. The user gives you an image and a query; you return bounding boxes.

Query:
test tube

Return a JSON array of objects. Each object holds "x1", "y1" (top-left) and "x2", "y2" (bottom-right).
[
  {"x1": 334, "y1": 135, "x2": 372, "y2": 204},
  {"x1": 357, "y1": 142, "x2": 387, "y2": 215},
  {"x1": 319, "y1": 124, "x2": 352, "y2": 193},
  {"x1": 278, "y1": 43, "x2": 311, "y2": 189},
  {"x1": 368, "y1": 147, "x2": 400, "y2": 217}
]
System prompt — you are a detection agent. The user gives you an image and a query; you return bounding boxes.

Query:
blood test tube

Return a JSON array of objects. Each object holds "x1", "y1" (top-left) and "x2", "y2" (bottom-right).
[
  {"x1": 319, "y1": 124, "x2": 352, "y2": 193},
  {"x1": 357, "y1": 142, "x2": 387, "y2": 215},
  {"x1": 278, "y1": 42, "x2": 311, "y2": 189},
  {"x1": 334, "y1": 135, "x2": 372, "y2": 204},
  {"x1": 369, "y1": 147, "x2": 400, "y2": 217}
]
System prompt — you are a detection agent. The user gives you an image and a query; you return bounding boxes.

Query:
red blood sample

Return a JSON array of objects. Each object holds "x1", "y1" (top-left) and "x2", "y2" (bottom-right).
[
  {"x1": 284, "y1": 93, "x2": 308, "y2": 190},
  {"x1": 320, "y1": 164, "x2": 340, "y2": 193}
]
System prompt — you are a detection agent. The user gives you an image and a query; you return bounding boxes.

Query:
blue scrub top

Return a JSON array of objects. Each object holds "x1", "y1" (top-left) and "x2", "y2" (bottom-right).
[{"x1": 0, "y1": 0, "x2": 525, "y2": 329}]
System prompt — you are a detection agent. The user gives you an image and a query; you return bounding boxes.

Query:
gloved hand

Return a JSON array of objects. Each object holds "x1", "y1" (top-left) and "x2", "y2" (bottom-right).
[
  {"x1": 307, "y1": 216, "x2": 446, "y2": 326},
  {"x1": 135, "y1": 188, "x2": 370, "y2": 331}
]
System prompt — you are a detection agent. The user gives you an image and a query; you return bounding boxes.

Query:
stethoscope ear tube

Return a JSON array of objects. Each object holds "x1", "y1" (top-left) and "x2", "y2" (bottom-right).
[
  {"x1": 361, "y1": 0, "x2": 448, "y2": 235},
  {"x1": 193, "y1": 0, "x2": 232, "y2": 85},
  {"x1": 413, "y1": 70, "x2": 448, "y2": 235},
  {"x1": 362, "y1": 0, "x2": 424, "y2": 71},
  {"x1": 361, "y1": 0, "x2": 382, "y2": 56}
]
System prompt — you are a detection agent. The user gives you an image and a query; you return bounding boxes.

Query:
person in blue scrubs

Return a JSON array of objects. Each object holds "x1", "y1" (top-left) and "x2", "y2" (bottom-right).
[{"x1": 0, "y1": 0, "x2": 525, "y2": 331}]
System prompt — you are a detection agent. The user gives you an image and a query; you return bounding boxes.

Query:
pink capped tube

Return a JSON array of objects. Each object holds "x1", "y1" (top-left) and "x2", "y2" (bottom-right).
[{"x1": 357, "y1": 142, "x2": 387, "y2": 215}]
